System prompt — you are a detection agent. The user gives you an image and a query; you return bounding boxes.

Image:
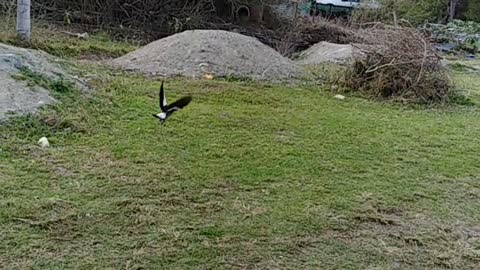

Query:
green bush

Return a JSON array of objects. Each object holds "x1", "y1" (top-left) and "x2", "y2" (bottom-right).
[
  {"x1": 353, "y1": 0, "x2": 449, "y2": 25},
  {"x1": 465, "y1": 0, "x2": 480, "y2": 22},
  {"x1": 373, "y1": 0, "x2": 480, "y2": 25},
  {"x1": 399, "y1": 0, "x2": 447, "y2": 24}
]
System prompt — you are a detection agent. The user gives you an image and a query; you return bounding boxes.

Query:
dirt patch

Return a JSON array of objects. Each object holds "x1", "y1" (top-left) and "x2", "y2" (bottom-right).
[
  {"x1": 354, "y1": 214, "x2": 480, "y2": 269},
  {"x1": 349, "y1": 195, "x2": 480, "y2": 269},
  {"x1": 111, "y1": 30, "x2": 306, "y2": 81}
]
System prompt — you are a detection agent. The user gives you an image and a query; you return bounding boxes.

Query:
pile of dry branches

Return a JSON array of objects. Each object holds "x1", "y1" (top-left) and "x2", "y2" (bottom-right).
[
  {"x1": 273, "y1": 17, "x2": 356, "y2": 57},
  {"x1": 342, "y1": 24, "x2": 453, "y2": 104}
]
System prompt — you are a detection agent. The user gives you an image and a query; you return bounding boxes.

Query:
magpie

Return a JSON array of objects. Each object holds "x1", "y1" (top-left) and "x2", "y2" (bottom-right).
[{"x1": 152, "y1": 81, "x2": 192, "y2": 125}]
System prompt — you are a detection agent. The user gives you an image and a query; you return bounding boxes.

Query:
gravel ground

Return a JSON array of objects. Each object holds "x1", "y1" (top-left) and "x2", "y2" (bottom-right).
[{"x1": 296, "y1": 41, "x2": 360, "y2": 66}]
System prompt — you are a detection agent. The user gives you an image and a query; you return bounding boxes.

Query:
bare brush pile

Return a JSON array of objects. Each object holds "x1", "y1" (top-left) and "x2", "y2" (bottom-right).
[
  {"x1": 273, "y1": 17, "x2": 356, "y2": 57},
  {"x1": 343, "y1": 24, "x2": 453, "y2": 104}
]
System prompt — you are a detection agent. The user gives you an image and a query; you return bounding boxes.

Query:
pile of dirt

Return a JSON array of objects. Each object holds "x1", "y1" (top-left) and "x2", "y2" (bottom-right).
[
  {"x1": 0, "y1": 43, "x2": 86, "y2": 122},
  {"x1": 111, "y1": 30, "x2": 305, "y2": 81},
  {"x1": 296, "y1": 41, "x2": 363, "y2": 66}
]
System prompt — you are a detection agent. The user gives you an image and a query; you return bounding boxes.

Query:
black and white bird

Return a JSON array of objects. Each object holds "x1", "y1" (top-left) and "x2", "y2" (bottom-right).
[{"x1": 152, "y1": 81, "x2": 192, "y2": 125}]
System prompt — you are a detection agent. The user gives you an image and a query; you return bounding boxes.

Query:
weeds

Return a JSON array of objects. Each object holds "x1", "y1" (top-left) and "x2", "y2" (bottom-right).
[{"x1": 15, "y1": 66, "x2": 75, "y2": 94}]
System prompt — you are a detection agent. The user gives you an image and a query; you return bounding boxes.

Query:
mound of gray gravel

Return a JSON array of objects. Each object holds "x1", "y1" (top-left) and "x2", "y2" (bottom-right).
[
  {"x1": 111, "y1": 30, "x2": 305, "y2": 81},
  {"x1": 0, "y1": 43, "x2": 87, "y2": 122},
  {"x1": 296, "y1": 41, "x2": 361, "y2": 66}
]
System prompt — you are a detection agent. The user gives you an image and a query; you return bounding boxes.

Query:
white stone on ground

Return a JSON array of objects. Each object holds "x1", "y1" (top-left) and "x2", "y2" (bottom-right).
[{"x1": 38, "y1": 137, "x2": 50, "y2": 148}]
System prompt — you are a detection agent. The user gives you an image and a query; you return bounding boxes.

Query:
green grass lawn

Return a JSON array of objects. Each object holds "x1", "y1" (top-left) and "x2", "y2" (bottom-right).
[{"x1": 1, "y1": 30, "x2": 480, "y2": 269}]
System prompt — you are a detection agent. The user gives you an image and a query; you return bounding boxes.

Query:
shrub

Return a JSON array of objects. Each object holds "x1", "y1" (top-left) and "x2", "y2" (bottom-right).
[
  {"x1": 465, "y1": 1, "x2": 480, "y2": 23},
  {"x1": 352, "y1": 0, "x2": 449, "y2": 26}
]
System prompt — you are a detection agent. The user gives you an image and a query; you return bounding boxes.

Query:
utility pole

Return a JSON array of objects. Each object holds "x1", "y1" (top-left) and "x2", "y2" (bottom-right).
[{"x1": 16, "y1": 0, "x2": 31, "y2": 42}]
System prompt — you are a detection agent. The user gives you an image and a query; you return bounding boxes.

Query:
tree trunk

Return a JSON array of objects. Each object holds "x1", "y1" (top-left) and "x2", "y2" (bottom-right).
[
  {"x1": 16, "y1": 0, "x2": 31, "y2": 41},
  {"x1": 449, "y1": 0, "x2": 458, "y2": 22},
  {"x1": 392, "y1": 11, "x2": 398, "y2": 28}
]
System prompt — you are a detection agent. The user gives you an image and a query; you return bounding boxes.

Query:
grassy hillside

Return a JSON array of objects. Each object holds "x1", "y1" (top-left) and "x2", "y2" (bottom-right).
[{"x1": 1, "y1": 29, "x2": 480, "y2": 269}]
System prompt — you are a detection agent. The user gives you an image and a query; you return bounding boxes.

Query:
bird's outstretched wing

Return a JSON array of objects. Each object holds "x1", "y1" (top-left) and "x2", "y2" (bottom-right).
[
  {"x1": 165, "y1": 96, "x2": 192, "y2": 112},
  {"x1": 159, "y1": 81, "x2": 167, "y2": 112}
]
